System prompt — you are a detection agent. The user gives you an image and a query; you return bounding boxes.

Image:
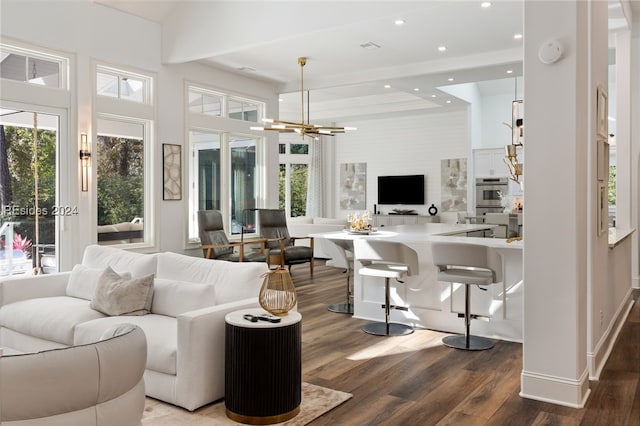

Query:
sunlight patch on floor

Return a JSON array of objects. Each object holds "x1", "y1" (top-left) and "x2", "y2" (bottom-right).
[{"x1": 346, "y1": 330, "x2": 444, "y2": 361}]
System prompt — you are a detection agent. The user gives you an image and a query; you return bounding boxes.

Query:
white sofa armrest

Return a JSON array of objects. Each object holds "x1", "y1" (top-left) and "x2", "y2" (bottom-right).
[
  {"x1": 174, "y1": 297, "x2": 260, "y2": 411},
  {"x1": 0, "y1": 272, "x2": 70, "y2": 306}
]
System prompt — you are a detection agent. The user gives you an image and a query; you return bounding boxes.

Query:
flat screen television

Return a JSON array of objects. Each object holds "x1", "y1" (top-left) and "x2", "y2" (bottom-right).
[{"x1": 377, "y1": 174, "x2": 425, "y2": 205}]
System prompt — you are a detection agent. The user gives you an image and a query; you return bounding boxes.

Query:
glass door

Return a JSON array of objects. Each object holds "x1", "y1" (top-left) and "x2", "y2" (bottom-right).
[{"x1": 0, "y1": 108, "x2": 59, "y2": 276}]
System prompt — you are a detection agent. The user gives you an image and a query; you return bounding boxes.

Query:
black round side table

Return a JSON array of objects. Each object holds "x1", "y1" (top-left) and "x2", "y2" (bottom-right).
[{"x1": 225, "y1": 308, "x2": 302, "y2": 425}]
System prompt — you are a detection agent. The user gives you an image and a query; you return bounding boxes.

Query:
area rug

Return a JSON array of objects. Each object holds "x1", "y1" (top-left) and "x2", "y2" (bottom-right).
[{"x1": 142, "y1": 382, "x2": 352, "y2": 426}]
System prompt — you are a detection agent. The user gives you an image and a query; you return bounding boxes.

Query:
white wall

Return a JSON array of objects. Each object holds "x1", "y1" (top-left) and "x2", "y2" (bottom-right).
[{"x1": 333, "y1": 109, "x2": 470, "y2": 219}]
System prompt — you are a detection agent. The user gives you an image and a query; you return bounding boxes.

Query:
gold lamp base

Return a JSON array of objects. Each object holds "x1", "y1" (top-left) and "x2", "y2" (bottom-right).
[{"x1": 259, "y1": 267, "x2": 297, "y2": 316}]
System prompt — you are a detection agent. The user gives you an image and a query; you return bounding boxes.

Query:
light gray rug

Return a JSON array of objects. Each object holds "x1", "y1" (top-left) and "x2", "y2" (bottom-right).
[{"x1": 143, "y1": 382, "x2": 352, "y2": 425}]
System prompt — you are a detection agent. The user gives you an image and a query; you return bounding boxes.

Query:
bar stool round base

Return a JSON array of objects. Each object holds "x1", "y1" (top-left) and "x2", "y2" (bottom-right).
[
  {"x1": 328, "y1": 303, "x2": 353, "y2": 314},
  {"x1": 362, "y1": 322, "x2": 414, "y2": 336},
  {"x1": 442, "y1": 335, "x2": 494, "y2": 351}
]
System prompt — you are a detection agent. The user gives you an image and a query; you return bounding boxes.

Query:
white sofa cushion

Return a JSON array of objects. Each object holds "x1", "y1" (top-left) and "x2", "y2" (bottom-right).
[
  {"x1": 156, "y1": 252, "x2": 268, "y2": 305},
  {"x1": 0, "y1": 297, "x2": 105, "y2": 345},
  {"x1": 152, "y1": 278, "x2": 216, "y2": 317},
  {"x1": 82, "y1": 244, "x2": 157, "y2": 278},
  {"x1": 90, "y1": 267, "x2": 155, "y2": 316},
  {"x1": 66, "y1": 264, "x2": 132, "y2": 301},
  {"x1": 74, "y1": 314, "x2": 177, "y2": 375}
]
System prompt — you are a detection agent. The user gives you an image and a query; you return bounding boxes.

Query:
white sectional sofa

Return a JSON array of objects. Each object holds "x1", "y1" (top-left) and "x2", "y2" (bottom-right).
[
  {"x1": 286, "y1": 216, "x2": 347, "y2": 259},
  {"x1": 0, "y1": 245, "x2": 268, "y2": 411},
  {"x1": 0, "y1": 324, "x2": 147, "y2": 426}
]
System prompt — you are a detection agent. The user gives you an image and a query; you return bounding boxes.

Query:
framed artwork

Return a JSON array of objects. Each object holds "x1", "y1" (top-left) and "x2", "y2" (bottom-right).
[
  {"x1": 597, "y1": 181, "x2": 607, "y2": 236},
  {"x1": 597, "y1": 139, "x2": 609, "y2": 181},
  {"x1": 597, "y1": 86, "x2": 608, "y2": 139},
  {"x1": 441, "y1": 158, "x2": 468, "y2": 212},
  {"x1": 163, "y1": 143, "x2": 182, "y2": 200},
  {"x1": 339, "y1": 163, "x2": 366, "y2": 210}
]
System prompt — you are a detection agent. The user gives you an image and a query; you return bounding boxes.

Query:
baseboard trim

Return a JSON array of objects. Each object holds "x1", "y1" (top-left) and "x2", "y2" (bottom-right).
[
  {"x1": 520, "y1": 368, "x2": 590, "y2": 408},
  {"x1": 587, "y1": 290, "x2": 634, "y2": 379}
]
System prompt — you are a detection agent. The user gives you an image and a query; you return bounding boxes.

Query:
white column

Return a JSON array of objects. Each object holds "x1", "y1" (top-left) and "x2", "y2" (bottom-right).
[
  {"x1": 615, "y1": 30, "x2": 631, "y2": 230},
  {"x1": 520, "y1": 0, "x2": 607, "y2": 407},
  {"x1": 632, "y1": 33, "x2": 640, "y2": 290}
]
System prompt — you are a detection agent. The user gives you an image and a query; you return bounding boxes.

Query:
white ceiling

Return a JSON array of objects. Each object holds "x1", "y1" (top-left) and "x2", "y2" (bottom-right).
[{"x1": 94, "y1": 0, "x2": 637, "y2": 123}]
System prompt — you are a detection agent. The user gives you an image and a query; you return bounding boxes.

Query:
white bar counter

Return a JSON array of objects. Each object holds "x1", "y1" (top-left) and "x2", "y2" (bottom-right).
[{"x1": 311, "y1": 223, "x2": 524, "y2": 342}]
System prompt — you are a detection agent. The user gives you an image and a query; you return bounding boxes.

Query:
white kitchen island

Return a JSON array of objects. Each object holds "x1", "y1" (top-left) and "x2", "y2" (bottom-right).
[{"x1": 310, "y1": 223, "x2": 524, "y2": 342}]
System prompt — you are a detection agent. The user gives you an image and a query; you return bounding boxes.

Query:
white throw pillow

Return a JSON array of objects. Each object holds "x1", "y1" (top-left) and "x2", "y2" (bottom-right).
[
  {"x1": 66, "y1": 264, "x2": 131, "y2": 301},
  {"x1": 151, "y1": 278, "x2": 216, "y2": 317},
  {"x1": 90, "y1": 266, "x2": 154, "y2": 316}
]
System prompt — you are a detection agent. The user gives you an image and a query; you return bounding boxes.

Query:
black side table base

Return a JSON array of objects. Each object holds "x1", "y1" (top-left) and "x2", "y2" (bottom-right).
[
  {"x1": 442, "y1": 334, "x2": 494, "y2": 351},
  {"x1": 328, "y1": 302, "x2": 353, "y2": 314},
  {"x1": 362, "y1": 322, "x2": 413, "y2": 336},
  {"x1": 226, "y1": 406, "x2": 300, "y2": 425}
]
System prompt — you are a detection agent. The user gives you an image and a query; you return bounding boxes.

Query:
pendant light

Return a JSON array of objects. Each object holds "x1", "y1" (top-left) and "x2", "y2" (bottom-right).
[{"x1": 250, "y1": 57, "x2": 356, "y2": 140}]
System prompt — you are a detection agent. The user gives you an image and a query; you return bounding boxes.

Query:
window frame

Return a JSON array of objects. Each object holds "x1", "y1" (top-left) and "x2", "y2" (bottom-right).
[
  {"x1": 185, "y1": 82, "x2": 266, "y2": 245},
  {"x1": 93, "y1": 62, "x2": 156, "y2": 250},
  {"x1": 96, "y1": 65, "x2": 152, "y2": 105},
  {"x1": 278, "y1": 137, "x2": 310, "y2": 217},
  {"x1": 0, "y1": 43, "x2": 69, "y2": 89}
]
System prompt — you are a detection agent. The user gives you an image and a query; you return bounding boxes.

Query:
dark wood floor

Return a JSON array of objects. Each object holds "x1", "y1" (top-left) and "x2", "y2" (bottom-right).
[{"x1": 290, "y1": 260, "x2": 640, "y2": 426}]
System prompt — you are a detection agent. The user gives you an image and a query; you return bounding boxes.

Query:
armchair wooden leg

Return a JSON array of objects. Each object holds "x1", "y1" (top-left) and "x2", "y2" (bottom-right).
[{"x1": 310, "y1": 259, "x2": 314, "y2": 276}]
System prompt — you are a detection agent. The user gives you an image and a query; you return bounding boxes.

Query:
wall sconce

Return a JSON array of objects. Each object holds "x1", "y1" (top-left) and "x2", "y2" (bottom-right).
[{"x1": 79, "y1": 133, "x2": 91, "y2": 192}]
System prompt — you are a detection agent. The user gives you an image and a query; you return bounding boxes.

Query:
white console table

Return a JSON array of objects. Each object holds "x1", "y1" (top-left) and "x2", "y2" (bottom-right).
[{"x1": 373, "y1": 214, "x2": 439, "y2": 227}]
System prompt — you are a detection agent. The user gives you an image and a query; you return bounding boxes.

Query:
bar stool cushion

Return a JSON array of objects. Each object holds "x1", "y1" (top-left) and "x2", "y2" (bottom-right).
[
  {"x1": 437, "y1": 268, "x2": 494, "y2": 286},
  {"x1": 360, "y1": 264, "x2": 409, "y2": 279}
]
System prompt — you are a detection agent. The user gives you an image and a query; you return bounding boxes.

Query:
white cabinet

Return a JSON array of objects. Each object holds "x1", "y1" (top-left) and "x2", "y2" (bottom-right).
[
  {"x1": 474, "y1": 148, "x2": 507, "y2": 177},
  {"x1": 373, "y1": 215, "x2": 439, "y2": 227}
]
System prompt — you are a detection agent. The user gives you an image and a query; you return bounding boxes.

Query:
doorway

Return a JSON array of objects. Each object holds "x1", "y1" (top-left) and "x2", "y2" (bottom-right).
[{"x1": 0, "y1": 107, "x2": 61, "y2": 276}]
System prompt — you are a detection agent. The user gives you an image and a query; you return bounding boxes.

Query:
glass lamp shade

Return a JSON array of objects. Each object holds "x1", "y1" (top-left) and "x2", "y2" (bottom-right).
[{"x1": 259, "y1": 267, "x2": 297, "y2": 316}]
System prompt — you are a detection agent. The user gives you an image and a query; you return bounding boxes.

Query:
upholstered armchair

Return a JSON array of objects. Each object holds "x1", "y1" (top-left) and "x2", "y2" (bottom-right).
[
  {"x1": 198, "y1": 210, "x2": 266, "y2": 262},
  {"x1": 258, "y1": 209, "x2": 314, "y2": 275}
]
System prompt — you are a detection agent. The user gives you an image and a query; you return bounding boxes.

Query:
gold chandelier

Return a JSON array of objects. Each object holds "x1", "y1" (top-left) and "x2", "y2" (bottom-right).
[{"x1": 250, "y1": 57, "x2": 356, "y2": 139}]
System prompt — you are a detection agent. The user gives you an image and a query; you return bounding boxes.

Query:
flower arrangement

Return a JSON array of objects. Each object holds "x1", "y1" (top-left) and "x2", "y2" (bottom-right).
[
  {"x1": 347, "y1": 211, "x2": 372, "y2": 232},
  {"x1": 0, "y1": 232, "x2": 32, "y2": 259}
]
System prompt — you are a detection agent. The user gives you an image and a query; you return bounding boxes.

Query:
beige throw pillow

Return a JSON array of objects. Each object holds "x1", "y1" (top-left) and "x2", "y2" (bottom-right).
[{"x1": 90, "y1": 266, "x2": 154, "y2": 316}]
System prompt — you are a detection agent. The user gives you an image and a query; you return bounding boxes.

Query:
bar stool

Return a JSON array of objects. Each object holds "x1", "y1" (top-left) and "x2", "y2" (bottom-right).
[
  {"x1": 324, "y1": 239, "x2": 354, "y2": 314},
  {"x1": 353, "y1": 239, "x2": 419, "y2": 336},
  {"x1": 431, "y1": 241, "x2": 502, "y2": 350}
]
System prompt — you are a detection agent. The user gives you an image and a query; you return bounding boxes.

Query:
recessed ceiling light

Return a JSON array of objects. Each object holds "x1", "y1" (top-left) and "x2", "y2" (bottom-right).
[
  {"x1": 360, "y1": 41, "x2": 381, "y2": 50},
  {"x1": 514, "y1": 34, "x2": 523, "y2": 40},
  {"x1": 506, "y1": 70, "x2": 513, "y2": 74},
  {"x1": 438, "y1": 46, "x2": 447, "y2": 52},
  {"x1": 448, "y1": 77, "x2": 454, "y2": 82},
  {"x1": 414, "y1": 88, "x2": 420, "y2": 92},
  {"x1": 394, "y1": 19, "x2": 405, "y2": 25},
  {"x1": 431, "y1": 94, "x2": 437, "y2": 98},
  {"x1": 384, "y1": 84, "x2": 391, "y2": 89},
  {"x1": 446, "y1": 100, "x2": 452, "y2": 104},
  {"x1": 278, "y1": 98, "x2": 283, "y2": 102},
  {"x1": 481, "y1": 2, "x2": 492, "y2": 8}
]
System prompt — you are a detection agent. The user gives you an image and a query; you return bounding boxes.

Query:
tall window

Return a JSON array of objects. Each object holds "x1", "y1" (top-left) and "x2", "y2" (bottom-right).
[
  {"x1": 95, "y1": 63, "x2": 154, "y2": 247},
  {"x1": 278, "y1": 138, "x2": 309, "y2": 217},
  {"x1": 229, "y1": 135, "x2": 258, "y2": 234},
  {"x1": 96, "y1": 118, "x2": 147, "y2": 245},
  {"x1": 188, "y1": 130, "x2": 221, "y2": 239},
  {"x1": 0, "y1": 111, "x2": 60, "y2": 275},
  {"x1": 186, "y1": 84, "x2": 264, "y2": 242}
]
